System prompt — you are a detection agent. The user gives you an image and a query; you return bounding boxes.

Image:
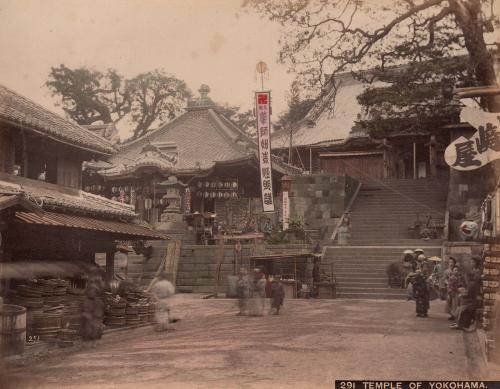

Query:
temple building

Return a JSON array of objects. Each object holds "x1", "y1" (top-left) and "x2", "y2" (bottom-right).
[
  {"x1": 271, "y1": 72, "x2": 452, "y2": 181},
  {"x1": 85, "y1": 85, "x2": 298, "y2": 235}
]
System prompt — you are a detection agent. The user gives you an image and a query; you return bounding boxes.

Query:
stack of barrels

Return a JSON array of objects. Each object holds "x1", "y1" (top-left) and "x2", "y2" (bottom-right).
[
  {"x1": 62, "y1": 287, "x2": 85, "y2": 335},
  {"x1": 103, "y1": 293, "x2": 127, "y2": 326}
]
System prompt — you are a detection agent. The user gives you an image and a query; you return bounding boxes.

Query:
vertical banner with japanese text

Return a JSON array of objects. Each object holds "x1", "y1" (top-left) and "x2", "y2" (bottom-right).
[
  {"x1": 282, "y1": 190, "x2": 289, "y2": 230},
  {"x1": 255, "y1": 91, "x2": 275, "y2": 212}
]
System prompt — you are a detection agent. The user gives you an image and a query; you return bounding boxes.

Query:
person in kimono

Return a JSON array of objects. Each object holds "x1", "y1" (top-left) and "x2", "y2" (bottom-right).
[
  {"x1": 151, "y1": 272, "x2": 175, "y2": 331},
  {"x1": 412, "y1": 269, "x2": 430, "y2": 317},
  {"x1": 82, "y1": 268, "x2": 105, "y2": 341},
  {"x1": 236, "y1": 269, "x2": 251, "y2": 316},
  {"x1": 251, "y1": 269, "x2": 267, "y2": 316},
  {"x1": 338, "y1": 219, "x2": 350, "y2": 246},
  {"x1": 270, "y1": 276, "x2": 285, "y2": 315}
]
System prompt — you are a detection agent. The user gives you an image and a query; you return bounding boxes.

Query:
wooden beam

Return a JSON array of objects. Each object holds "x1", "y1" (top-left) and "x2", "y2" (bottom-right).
[{"x1": 454, "y1": 86, "x2": 500, "y2": 98}]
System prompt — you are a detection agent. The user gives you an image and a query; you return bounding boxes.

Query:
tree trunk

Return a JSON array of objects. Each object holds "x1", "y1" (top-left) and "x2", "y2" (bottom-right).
[{"x1": 449, "y1": 0, "x2": 500, "y2": 112}]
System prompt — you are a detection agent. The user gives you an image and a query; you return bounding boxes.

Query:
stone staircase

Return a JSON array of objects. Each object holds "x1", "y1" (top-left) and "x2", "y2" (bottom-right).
[
  {"x1": 324, "y1": 246, "x2": 443, "y2": 299},
  {"x1": 326, "y1": 178, "x2": 448, "y2": 299}
]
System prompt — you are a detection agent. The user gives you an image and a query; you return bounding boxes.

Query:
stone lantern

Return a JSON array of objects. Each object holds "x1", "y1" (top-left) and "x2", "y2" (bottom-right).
[{"x1": 156, "y1": 176, "x2": 187, "y2": 233}]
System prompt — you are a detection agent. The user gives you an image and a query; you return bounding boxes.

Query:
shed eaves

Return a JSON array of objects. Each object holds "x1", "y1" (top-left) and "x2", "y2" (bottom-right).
[{"x1": 0, "y1": 173, "x2": 135, "y2": 219}]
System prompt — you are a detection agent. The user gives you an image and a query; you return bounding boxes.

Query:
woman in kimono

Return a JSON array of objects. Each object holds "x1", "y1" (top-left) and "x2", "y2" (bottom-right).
[
  {"x1": 412, "y1": 269, "x2": 430, "y2": 317},
  {"x1": 338, "y1": 219, "x2": 350, "y2": 246}
]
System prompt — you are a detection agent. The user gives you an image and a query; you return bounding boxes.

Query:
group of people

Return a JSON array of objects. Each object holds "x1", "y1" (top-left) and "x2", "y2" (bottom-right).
[
  {"x1": 402, "y1": 249, "x2": 482, "y2": 331},
  {"x1": 236, "y1": 268, "x2": 284, "y2": 316}
]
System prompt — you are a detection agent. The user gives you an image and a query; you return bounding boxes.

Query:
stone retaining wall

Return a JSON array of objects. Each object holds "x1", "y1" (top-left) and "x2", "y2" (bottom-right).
[{"x1": 176, "y1": 244, "x2": 311, "y2": 294}]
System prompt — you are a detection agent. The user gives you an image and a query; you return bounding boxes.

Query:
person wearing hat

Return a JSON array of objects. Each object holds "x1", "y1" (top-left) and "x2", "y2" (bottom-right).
[{"x1": 402, "y1": 250, "x2": 417, "y2": 284}]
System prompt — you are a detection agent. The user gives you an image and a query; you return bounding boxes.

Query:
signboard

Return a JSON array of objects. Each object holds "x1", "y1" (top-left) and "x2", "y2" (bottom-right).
[
  {"x1": 445, "y1": 107, "x2": 500, "y2": 171},
  {"x1": 282, "y1": 190, "x2": 290, "y2": 230},
  {"x1": 255, "y1": 91, "x2": 275, "y2": 212}
]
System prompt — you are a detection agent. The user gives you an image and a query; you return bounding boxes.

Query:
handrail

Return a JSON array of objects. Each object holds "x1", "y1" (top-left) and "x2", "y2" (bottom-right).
[{"x1": 330, "y1": 181, "x2": 362, "y2": 241}]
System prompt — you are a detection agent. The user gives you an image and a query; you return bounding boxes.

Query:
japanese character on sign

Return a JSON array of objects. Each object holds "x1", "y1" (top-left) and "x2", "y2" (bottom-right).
[
  {"x1": 259, "y1": 112, "x2": 268, "y2": 125},
  {"x1": 258, "y1": 94, "x2": 268, "y2": 104},
  {"x1": 260, "y1": 126, "x2": 268, "y2": 137},
  {"x1": 261, "y1": 139, "x2": 269, "y2": 150},
  {"x1": 263, "y1": 192, "x2": 273, "y2": 205},
  {"x1": 262, "y1": 179, "x2": 272, "y2": 191},
  {"x1": 262, "y1": 151, "x2": 269, "y2": 164},
  {"x1": 476, "y1": 123, "x2": 500, "y2": 153},
  {"x1": 453, "y1": 140, "x2": 481, "y2": 168},
  {"x1": 261, "y1": 167, "x2": 271, "y2": 179}
]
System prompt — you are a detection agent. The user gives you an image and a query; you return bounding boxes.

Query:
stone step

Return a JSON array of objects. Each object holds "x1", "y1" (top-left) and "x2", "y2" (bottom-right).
[{"x1": 337, "y1": 292, "x2": 407, "y2": 299}]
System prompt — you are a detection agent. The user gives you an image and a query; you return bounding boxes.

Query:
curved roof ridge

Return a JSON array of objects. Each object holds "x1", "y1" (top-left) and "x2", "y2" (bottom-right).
[{"x1": 206, "y1": 109, "x2": 252, "y2": 157}]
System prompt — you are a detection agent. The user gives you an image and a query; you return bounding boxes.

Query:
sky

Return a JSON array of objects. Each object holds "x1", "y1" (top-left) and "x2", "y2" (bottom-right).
[{"x1": 0, "y1": 0, "x2": 293, "y2": 139}]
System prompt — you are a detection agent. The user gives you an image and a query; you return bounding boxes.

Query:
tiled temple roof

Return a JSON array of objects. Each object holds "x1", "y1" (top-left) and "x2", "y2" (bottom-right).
[
  {"x1": 101, "y1": 85, "x2": 300, "y2": 178},
  {"x1": 0, "y1": 84, "x2": 115, "y2": 155}
]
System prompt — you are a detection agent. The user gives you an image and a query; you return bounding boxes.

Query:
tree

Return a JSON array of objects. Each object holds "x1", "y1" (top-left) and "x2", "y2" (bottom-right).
[
  {"x1": 244, "y1": 0, "x2": 500, "y2": 112},
  {"x1": 216, "y1": 103, "x2": 257, "y2": 139},
  {"x1": 275, "y1": 81, "x2": 316, "y2": 131},
  {"x1": 46, "y1": 65, "x2": 129, "y2": 125},
  {"x1": 126, "y1": 70, "x2": 191, "y2": 139},
  {"x1": 47, "y1": 66, "x2": 191, "y2": 139},
  {"x1": 355, "y1": 51, "x2": 476, "y2": 138}
]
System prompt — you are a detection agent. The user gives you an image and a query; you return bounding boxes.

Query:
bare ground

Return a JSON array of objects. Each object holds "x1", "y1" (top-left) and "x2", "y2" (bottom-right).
[{"x1": 1, "y1": 296, "x2": 494, "y2": 389}]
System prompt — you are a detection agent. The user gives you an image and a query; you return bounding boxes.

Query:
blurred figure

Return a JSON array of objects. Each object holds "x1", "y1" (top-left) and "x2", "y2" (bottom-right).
[
  {"x1": 82, "y1": 268, "x2": 105, "y2": 341},
  {"x1": 251, "y1": 269, "x2": 266, "y2": 316},
  {"x1": 451, "y1": 256, "x2": 482, "y2": 331},
  {"x1": 151, "y1": 272, "x2": 175, "y2": 331},
  {"x1": 236, "y1": 268, "x2": 251, "y2": 316},
  {"x1": 447, "y1": 265, "x2": 464, "y2": 321},
  {"x1": 444, "y1": 257, "x2": 456, "y2": 314},
  {"x1": 270, "y1": 276, "x2": 285, "y2": 315},
  {"x1": 337, "y1": 219, "x2": 350, "y2": 246}
]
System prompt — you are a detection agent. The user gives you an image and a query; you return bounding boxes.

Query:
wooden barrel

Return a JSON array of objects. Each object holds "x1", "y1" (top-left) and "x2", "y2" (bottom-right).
[{"x1": 0, "y1": 304, "x2": 27, "y2": 356}]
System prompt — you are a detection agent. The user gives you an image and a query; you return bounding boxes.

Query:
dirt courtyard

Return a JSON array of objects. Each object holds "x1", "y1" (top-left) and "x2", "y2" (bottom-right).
[{"x1": 2, "y1": 296, "x2": 495, "y2": 389}]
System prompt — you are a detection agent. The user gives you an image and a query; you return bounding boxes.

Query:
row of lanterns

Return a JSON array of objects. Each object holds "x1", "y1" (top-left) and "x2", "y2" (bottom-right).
[
  {"x1": 197, "y1": 180, "x2": 238, "y2": 189},
  {"x1": 196, "y1": 191, "x2": 239, "y2": 199}
]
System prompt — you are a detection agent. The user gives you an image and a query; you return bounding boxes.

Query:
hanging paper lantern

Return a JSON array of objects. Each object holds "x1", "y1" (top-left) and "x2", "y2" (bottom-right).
[
  {"x1": 144, "y1": 198, "x2": 153, "y2": 210},
  {"x1": 232, "y1": 181, "x2": 238, "y2": 188},
  {"x1": 224, "y1": 192, "x2": 230, "y2": 199},
  {"x1": 459, "y1": 221, "x2": 479, "y2": 241},
  {"x1": 84, "y1": 186, "x2": 90, "y2": 192},
  {"x1": 112, "y1": 186, "x2": 117, "y2": 193},
  {"x1": 205, "y1": 181, "x2": 210, "y2": 188},
  {"x1": 217, "y1": 192, "x2": 224, "y2": 198},
  {"x1": 204, "y1": 191, "x2": 210, "y2": 198},
  {"x1": 231, "y1": 191, "x2": 238, "y2": 198}
]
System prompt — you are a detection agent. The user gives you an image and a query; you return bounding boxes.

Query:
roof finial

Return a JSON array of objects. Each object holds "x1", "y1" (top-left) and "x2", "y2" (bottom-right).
[{"x1": 199, "y1": 84, "x2": 210, "y2": 99}]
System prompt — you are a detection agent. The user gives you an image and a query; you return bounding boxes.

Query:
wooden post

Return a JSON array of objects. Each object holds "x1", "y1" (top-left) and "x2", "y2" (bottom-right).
[
  {"x1": 105, "y1": 249, "x2": 115, "y2": 284},
  {"x1": 413, "y1": 142, "x2": 417, "y2": 180},
  {"x1": 429, "y1": 135, "x2": 437, "y2": 177},
  {"x1": 309, "y1": 147, "x2": 313, "y2": 174}
]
